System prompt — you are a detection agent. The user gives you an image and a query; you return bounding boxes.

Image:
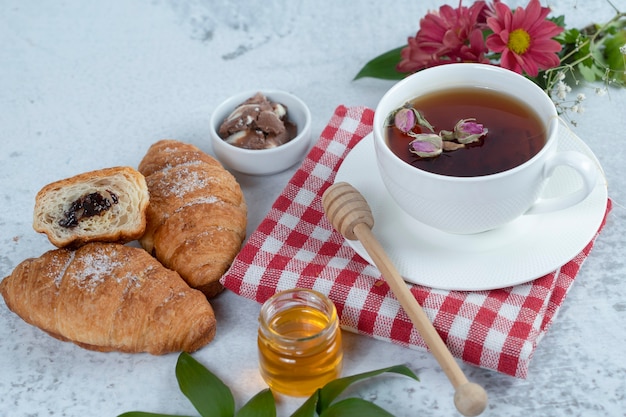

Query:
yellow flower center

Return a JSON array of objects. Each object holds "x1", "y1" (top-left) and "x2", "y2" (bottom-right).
[{"x1": 507, "y1": 29, "x2": 531, "y2": 54}]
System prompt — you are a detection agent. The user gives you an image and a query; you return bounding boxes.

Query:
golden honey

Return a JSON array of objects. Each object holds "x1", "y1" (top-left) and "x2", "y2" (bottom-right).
[{"x1": 258, "y1": 289, "x2": 343, "y2": 397}]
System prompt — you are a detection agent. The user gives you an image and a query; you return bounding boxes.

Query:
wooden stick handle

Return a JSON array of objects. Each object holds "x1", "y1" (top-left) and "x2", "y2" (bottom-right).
[
  {"x1": 322, "y1": 182, "x2": 487, "y2": 416},
  {"x1": 353, "y1": 222, "x2": 468, "y2": 388}
]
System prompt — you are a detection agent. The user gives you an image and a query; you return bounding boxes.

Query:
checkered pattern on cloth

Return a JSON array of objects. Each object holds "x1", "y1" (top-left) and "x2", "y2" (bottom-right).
[{"x1": 220, "y1": 105, "x2": 611, "y2": 378}]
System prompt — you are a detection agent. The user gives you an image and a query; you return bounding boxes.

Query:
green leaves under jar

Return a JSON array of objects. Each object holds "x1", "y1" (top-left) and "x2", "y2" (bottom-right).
[{"x1": 118, "y1": 352, "x2": 419, "y2": 417}]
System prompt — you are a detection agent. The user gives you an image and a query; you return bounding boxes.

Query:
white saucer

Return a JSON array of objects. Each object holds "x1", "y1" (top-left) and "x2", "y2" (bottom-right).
[{"x1": 334, "y1": 129, "x2": 608, "y2": 291}]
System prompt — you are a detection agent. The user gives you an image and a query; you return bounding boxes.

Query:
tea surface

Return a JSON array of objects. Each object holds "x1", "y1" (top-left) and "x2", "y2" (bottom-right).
[{"x1": 386, "y1": 88, "x2": 546, "y2": 176}]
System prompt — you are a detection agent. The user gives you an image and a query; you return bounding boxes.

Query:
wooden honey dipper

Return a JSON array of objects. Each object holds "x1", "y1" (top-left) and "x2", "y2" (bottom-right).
[{"x1": 322, "y1": 182, "x2": 488, "y2": 416}]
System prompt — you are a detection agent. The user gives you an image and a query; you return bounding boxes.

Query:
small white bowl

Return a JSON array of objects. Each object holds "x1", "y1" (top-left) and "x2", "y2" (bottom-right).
[{"x1": 209, "y1": 89, "x2": 312, "y2": 175}]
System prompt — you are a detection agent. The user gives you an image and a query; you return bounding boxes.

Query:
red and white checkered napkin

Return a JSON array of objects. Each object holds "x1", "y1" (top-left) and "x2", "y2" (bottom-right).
[{"x1": 220, "y1": 105, "x2": 612, "y2": 378}]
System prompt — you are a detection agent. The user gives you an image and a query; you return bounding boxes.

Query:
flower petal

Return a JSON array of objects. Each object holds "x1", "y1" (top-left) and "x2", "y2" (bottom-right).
[
  {"x1": 393, "y1": 108, "x2": 416, "y2": 133},
  {"x1": 520, "y1": 57, "x2": 540, "y2": 77},
  {"x1": 500, "y1": 49, "x2": 523, "y2": 73}
]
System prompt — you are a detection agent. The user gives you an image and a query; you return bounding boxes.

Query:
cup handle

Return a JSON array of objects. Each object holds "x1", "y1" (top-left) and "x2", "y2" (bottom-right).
[{"x1": 526, "y1": 151, "x2": 599, "y2": 215}]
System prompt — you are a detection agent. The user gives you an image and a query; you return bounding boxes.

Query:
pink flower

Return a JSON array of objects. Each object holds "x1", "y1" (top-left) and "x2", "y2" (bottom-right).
[
  {"x1": 398, "y1": 1, "x2": 491, "y2": 73},
  {"x1": 446, "y1": 118, "x2": 489, "y2": 144},
  {"x1": 390, "y1": 105, "x2": 435, "y2": 133},
  {"x1": 486, "y1": 0, "x2": 564, "y2": 77},
  {"x1": 408, "y1": 134, "x2": 443, "y2": 157},
  {"x1": 393, "y1": 107, "x2": 416, "y2": 133}
]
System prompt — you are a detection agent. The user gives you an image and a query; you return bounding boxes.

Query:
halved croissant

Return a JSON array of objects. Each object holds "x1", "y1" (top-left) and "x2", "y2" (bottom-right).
[
  {"x1": 33, "y1": 166, "x2": 149, "y2": 248},
  {"x1": 138, "y1": 140, "x2": 247, "y2": 298},
  {"x1": 0, "y1": 242, "x2": 216, "y2": 354}
]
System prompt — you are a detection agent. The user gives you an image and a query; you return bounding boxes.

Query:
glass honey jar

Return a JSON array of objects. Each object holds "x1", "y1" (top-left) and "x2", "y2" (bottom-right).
[{"x1": 258, "y1": 288, "x2": 343, "y2": 397}]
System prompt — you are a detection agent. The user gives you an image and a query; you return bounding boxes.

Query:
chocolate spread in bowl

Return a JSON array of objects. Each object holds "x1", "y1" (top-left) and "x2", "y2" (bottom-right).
[{"x1": 218, "y1": 92, "x2": 297, "y2": 149}]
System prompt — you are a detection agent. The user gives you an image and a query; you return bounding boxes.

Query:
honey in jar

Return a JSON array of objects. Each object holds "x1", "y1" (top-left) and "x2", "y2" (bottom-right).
[{"x1": 258, "y1": 288, "x2": 343, "y2": 396}]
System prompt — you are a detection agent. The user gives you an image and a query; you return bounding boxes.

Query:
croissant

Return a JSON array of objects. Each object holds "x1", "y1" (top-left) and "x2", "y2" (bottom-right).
[
  {"x1": 138, "y1": 140, "x2": 247, "y2": 298},
  {"x1": 33, "y1": 166, "x2": 150, "y2": 248},
  {"x1": 0, "y1": 242, "x2": 216, "y2": 354}
]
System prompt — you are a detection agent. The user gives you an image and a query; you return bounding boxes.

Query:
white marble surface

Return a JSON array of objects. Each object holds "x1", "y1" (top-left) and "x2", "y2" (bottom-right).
[{"x1": 1, "y1": 1, "x2": 625, "y2": 416}]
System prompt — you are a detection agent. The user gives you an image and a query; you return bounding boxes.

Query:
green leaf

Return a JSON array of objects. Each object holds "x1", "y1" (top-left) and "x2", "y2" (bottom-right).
[
  {"x1": 317, "y1": 365, "x2": 418, "y2": 412},
  {"x1": 603, "y1": 30, "x2": 626, "y2": 85},
  {"x1": 176, "y1": 352, "x2": 235, "y2": 417},
  {"x1": 557, "y1": 28, "x2": 580, "y2": 45},
  {"x1": 319, "y1": 398, "x2": 395, "y2": 417},
  {"x1": 577, "y1": 62, "x2": 602, "y2": 82},
  {"x1": 290, "y1": 389, "x2": 321, "y2": 417},
  {"x1": 235, "y1": 389, "x2": 276, "y2": 417},
  {"x1": 353, "y1": 46, "x2": 407, "y2": 80},
  {"x1": 575, "y1": 40, "x2": 595, "y2": 68},
  {"x1": 604, "y1": 31, "x2": 626, "y2": 66},
  {"x1": 548, "y1": 15, "x2": 566, "y2": 29}
]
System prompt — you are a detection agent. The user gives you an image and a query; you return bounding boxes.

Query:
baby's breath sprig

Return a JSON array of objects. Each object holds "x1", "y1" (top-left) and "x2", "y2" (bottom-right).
[
  {"x1": 536, "y1": 4, "x2": 626, "y2": 125},
  {"x1": 543, "y1": 70, "x2": 587, "y2": 126}
]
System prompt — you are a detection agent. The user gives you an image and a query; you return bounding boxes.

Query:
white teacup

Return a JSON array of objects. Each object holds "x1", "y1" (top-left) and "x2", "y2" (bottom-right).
[{"x1": 373, "y1": 63, "x2": 598, "y2": 234}]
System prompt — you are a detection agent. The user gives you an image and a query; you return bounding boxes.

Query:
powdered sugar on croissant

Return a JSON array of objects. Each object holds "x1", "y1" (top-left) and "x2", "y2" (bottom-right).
[
  {"x1": 138, "y1": 140, "x2": 247, "y2": 298},
  {"x1": 0, "y1": 242, "x2": 216, "y2": 354}
]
